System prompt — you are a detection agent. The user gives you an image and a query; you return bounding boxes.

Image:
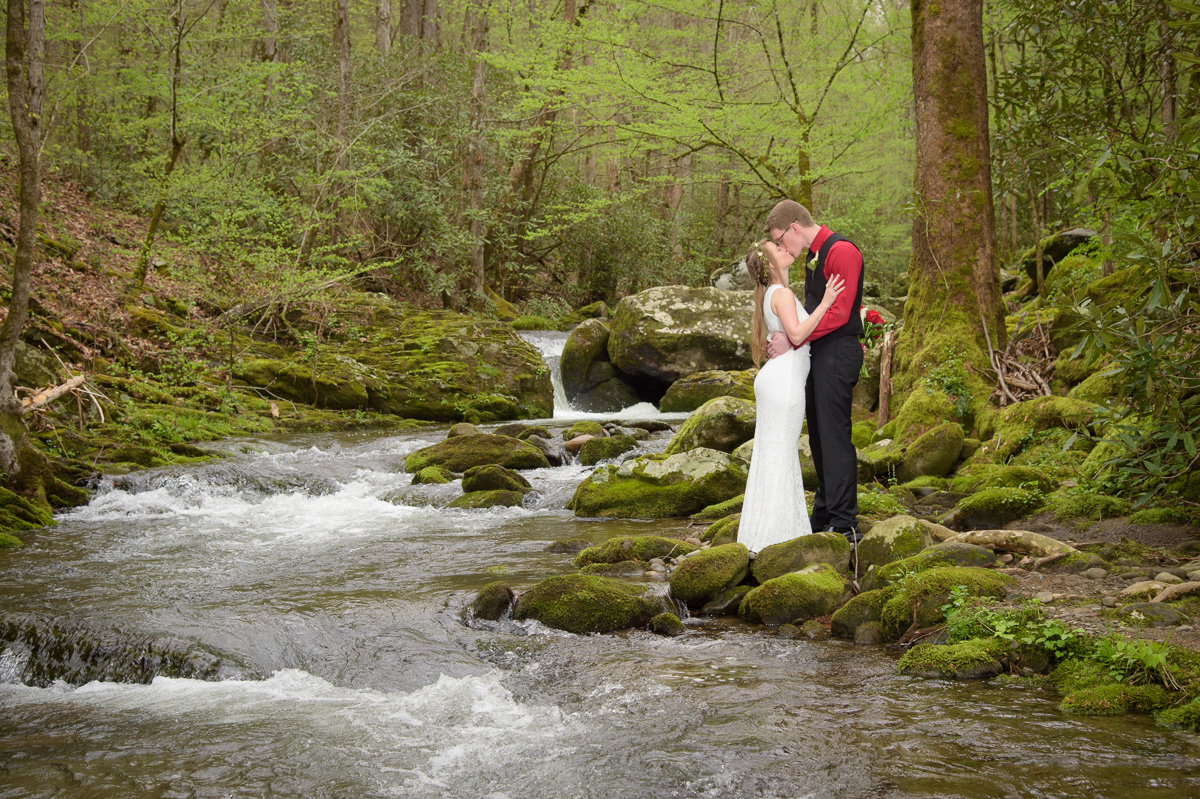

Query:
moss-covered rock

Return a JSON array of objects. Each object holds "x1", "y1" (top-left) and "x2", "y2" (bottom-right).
[
  {"x1": 878, "y1": 567, "x2": 1011, "y2": 641},
  {"x1": 698, "y1": 585, "x2": 752, "y2": 616},
  {"x1": 857, "y1": 515, "x2": 933, "y2": 573},
  {"x1": 650, "y1": 612, "x2": 688, "y2": 636},
  {"x1": 701, "y1": 513, "x2": 741, "y2": 545},
  {"x1": 234, "y1": 296, "x2": 552, "y2": 422},
  {"x1": 897, "y1": 638, "x2": 1007, "y2": 679},
  {"x1": 870, "y1": 542, "x2": 997, "y2": 591},
  {"x1": 579, "y1": 434, "x2": 639, "y2": 466},
  {"x1": 607, "y1": 286, "x2": 754, "y2": 381},
  {"x1": 0, "y1": 531, "x2": 23, "y2": 548},
  {"x1": 738, "y1": 563, "x2": 846, "y2": 625},
  {"x1": 949, "y1": 464, "x2": 1055, "y2": 495},
  {"x1": 893, "y1": 387, "x2": 958, "y2": 445},
  {"x1": 978, "y1": 397, "x2": 1098, "y2": 462},
  {"x1": 579, "y1": 560, "x2": 649, "y2": 577},
  {"x1": 945, "y1": 487, "x2": 1045, "y2": 530},
  {"x1": 1070, "y1": 369, "x2": 1118, "y2": 404},
  {"x1": 750, "y1": 532, "x2": 851, "y2": 583},
  {"x1": 1157, "y1": 698, "x2": 1200, "y2": 732},
  {"x1": 512, "y1": 574, "x2": 659, "y2": 634},
  {"x1": 574, "y1": 535, "x2": 697, "y2": 567},
  {"x1": 0, "y1": 486, "x2": 56, "y2": 532},
  {"x1": 693, "y1": 493, "x2": 744, "y2": 520},
  {"x1": 896, "y1": 422, "x2": 965, "y2": 483},
  {"x1": 829, "y1": 589, "x2": 890, "y2": 639},
  {"x1": 1019, "y1": 227, "x2": 1096, "y2": 285},
  {"x1": 447, "y1": 489, "x2": 527, "y2": 509},
  {"x1": 411, "y1": 466, "x2": 453, "y2": 485},
  {"x1": 1060, "y1": 683, "x2": 1175, "y2": 716},
  {"x1": 448, "y1": 422, "x2": 482, "y2": 438},
  {"x1": 861, "y1": 440, "x2": 903, "y2": 484},
  {"x1": 851, "y1": 421, "x2": 875, "y2": 450},
  {"x1": 1045, "y1": 490, "x2": 1131, "y2": 522},
  {"x1": 462, "y1": 464, "x2": 532, "y2": 493},
  {"x1": 659, "y1": 370, "x2": 756, "y2": 413},
  {"x1": 471, "y1": 582, "x2": 515, "y2": 620},
  {"x1": 405, "y1": 434, "x2": 550, "y2": 473},
  {"x1": 858, "y1": 489, "x2": 910, "y2": 518},
  {"x1": 663, "y1": 396, "x2": 756, "y2": 455},
  {"x1": 670, "y1": 543, "x2": 751, "y2": 609},
  {"x1": 567, "y1": 448, "x2": 748, "y2": 519},
  {"x1": 564, "y1": 421, "x2": 606, "y2": 440}
]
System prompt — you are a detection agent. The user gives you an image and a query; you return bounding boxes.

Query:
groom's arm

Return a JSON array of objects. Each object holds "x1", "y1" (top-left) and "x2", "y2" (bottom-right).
[{"x1": 798, "y1": 242, "x2": 861, "y2": 346}]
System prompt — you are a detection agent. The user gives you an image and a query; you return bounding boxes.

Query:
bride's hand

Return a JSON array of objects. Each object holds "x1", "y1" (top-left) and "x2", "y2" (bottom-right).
[{"x1": 821, "y1": 274, "x2": 846, "y2": 306}]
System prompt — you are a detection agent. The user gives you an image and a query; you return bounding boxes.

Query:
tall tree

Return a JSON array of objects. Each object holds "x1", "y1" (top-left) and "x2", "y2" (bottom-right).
[
  {"x1": 0, "y1": 0, "x2": 45, "y2": 476},
  {"x1": 892, "y1": 0, "x2": 1003, "y2": 411},
  {"x1": 465, "y1": 0, "x2": 490, "y2": 299}
]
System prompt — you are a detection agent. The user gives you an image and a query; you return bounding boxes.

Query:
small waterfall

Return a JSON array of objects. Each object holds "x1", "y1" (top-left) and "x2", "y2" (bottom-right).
[{"x1": 519, "y1": 330, "x2": 572, "y2": 415}]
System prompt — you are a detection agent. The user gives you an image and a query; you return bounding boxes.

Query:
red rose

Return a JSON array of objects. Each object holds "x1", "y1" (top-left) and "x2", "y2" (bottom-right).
[{"x1": 865, "y1": 309, "x2": 885, "y2": 325}]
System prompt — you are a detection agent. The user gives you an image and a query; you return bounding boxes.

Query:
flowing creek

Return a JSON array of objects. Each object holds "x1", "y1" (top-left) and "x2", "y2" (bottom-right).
[{"x1": 0, "y1": 337, "x2": 1197, "y2": 798}]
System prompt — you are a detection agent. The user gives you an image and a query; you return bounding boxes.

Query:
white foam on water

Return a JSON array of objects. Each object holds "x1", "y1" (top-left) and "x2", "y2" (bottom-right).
[{"x1": 0, "y1": 669, "x2": 576, "y2": 788}]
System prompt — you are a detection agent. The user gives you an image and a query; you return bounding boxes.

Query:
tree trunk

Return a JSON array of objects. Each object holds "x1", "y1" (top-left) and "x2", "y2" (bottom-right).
[
  {"x1": 894, "y1": 0, "x2": 1002, "y2": 409},
  {"x1": 334, "y1": 0, "x2": 350, "y2": 171},
  {"x1": 261, "y1": 0, "x2": 279, "y2": 62},
  {"x1": 1, "y1": 0, "x2": 44, "y2": 474},
  {"x1": 376, "y1": 0, "x2": 391, "y2": 56},
  {"x1": 466, "y1": 0, "x2": 490, "y2": 300}
]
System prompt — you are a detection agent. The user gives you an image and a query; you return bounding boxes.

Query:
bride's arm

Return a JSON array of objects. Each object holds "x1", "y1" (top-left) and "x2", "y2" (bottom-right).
[{"x1": 770, "y1": 278, "x2": 845, "y2": 346}]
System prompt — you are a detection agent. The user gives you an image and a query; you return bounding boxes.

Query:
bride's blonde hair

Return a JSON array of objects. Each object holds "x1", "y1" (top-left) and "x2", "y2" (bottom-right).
[{"x1": 746, "y1": 240, "x2": 777, "y2": 367}]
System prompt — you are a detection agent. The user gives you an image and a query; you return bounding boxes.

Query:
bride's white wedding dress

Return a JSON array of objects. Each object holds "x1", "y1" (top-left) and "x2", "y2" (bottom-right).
[{"x1": 739, "y1": 284, "x2": 813, "y2": 553}]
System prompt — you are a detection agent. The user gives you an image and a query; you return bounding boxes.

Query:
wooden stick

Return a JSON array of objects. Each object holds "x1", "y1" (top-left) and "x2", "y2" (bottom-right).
[
  {"x1": 20, "y1": 374, "x2": 87, "y2": 414},
  {"x1": 876, "y1": 329, "x2": 895, "y2": 429}
]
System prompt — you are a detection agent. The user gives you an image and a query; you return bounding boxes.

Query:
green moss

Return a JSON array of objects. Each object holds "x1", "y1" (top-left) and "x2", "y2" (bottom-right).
[
  {"x1": 511, "y1": 574, "x2": 657, "y2": 634},
  {"x1": 1157, "y1": 698, "x2": 1200, "y2": 732},
  {"x1": 0, "y1": 486, "x2": 56, "y2": 532},
  {"x1": 830, "y1": 588, "x2": 889, "y2": 638},
  {"x1": 579, "y1": 434, "x2": 638, "y2": 466},
  {"x1": 663, "y1": 396, "x2": 756, "y2": 455},
  {"x1": 0, "y1": 531, "x2": 23, "y2": 548},
  {"x1": 567, "y1": 451, "x2": 747, "y2": 519},
  {"x1": 879, "y1": 567, "x2": 1011, "y2": 640},
  {"x1": 857, "y1": 489, "x2": 908, "y2": 518},
  {"x1": 573, "y1": 535, "x2": 697, "y2": 567},
  {"x1": 896, "y1": 637, "x2": 1007, "y2": 678},
  {"x1": 950, "y1": 465, "x2": 1054, "y2": 494},
  {"x1": 659, "y1": 370, "x2": 755, "y2": 413},
  {"x1": 701, "y1": 512, "x2": 740, "y2": 545},
  {"x1": 892, "y1": 386, "x2": 957, "y2": 445},
  {"x1": 650, "y1": 612, "x2": 687, "y2": 636},
  {"x1": 412, "y1": 466, "x2": 452, "y2": 485},
  {"x1": 1060, "y1": 683, "x2": 1175, "y2": 716},
  {"x1": 739, "y1": 563, "x2": 846, "y2": 625},
  {"x1": 405, "y1": 434, "x2": 549, "y2": 473},
  {"x1": 564, "y1": 421, "x2": 606, "y2": 440},
  {"x1": 952, "y1": 487, "x2": 1045, "y2": 527},
  {"x1": 751, "y1": 532, "x2": 851, "y2": 582},
  {"x1": 1129, "y1": 506, "x2": 1200, "y2": 525},
  {"x1": 1045, "y1": 490, "x2": 1131, "y2": 522},
  {"x1": 510, "y1": 315, "x2": 556, "y2": 331},
  {"x1": 447, "y1": 490, "x2": 526, "y2": 509},
  {"x1": 692, "y1": 493, "x2": 744, "y2": 521},
  {"x1": 851, "y1": 421, "x2": 875, "y2": 450},
  {"x1": 857, "y1": 517, "x2": 930, "y2": 573},
  {"x1": 979, "y1": 396, "x2": 1097, "y2": 462},
  {"x1": 670, "y1": 543, "x2": 751, "y2": 608},
  {"x1": 900, "y1": 475, "x2": 948, "y2": 491}
]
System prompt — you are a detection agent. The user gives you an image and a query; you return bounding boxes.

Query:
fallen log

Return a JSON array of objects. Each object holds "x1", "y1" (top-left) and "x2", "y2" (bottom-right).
[{"x1": 19, "y1": 375, "x2": 87, "y2": 414}]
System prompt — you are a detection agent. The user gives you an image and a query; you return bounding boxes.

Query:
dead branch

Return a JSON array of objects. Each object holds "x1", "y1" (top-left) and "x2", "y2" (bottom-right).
[{"x1": 20, "y1": 374, "x2": 87, "y2": 414}]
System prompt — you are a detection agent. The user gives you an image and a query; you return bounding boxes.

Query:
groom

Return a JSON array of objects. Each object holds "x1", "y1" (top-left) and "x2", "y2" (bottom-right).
[{"x1": 764, "y1": 200, "x2": 864, "y2": 544}]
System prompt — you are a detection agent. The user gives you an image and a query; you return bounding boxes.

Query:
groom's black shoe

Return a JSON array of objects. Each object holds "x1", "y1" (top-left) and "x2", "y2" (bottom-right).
[{"x1": 823, "y1": 525, "x2": 862, "y2": 544}]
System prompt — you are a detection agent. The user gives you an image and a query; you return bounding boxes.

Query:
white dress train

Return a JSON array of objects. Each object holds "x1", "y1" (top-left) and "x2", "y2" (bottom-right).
[{"x1": 738, "y1": 284, "x2": 813, "y2": 554}]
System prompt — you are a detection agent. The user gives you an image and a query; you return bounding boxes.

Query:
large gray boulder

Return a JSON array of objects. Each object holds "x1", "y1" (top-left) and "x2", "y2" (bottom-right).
[
  {"x1": 660, "y1": 370, "x2": 755, "y2": 413},
  {"x1": 567, "y1": 447, "x2": 748, "y2": 519},
  {"x1": 664, "y1": 396, "x2": 756, "y2": 455},
  {"x1": 560, "y1": 319, "x2": 612, "y2": 400},
  {"x1": 607, "y1": 286, "x2": 754, "y2": 382}
]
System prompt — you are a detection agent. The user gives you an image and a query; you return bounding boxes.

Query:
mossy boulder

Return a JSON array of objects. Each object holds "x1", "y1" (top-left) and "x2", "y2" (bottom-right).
[
  {"x1": 448, "y1": 422, "x2": 482, "y2": 438},
  {"x1": 234, "y1": 295, "x2": 552, "y2": 422},
  {"x1": 1069, "y1": 369, "x2": 1117, "y2": 404},
  {"x1": 856, "y1": 515, "x2": 932, "y2": 573},
  {"x1": 579, "y1": 434, "x2": 639, "y2": 466},
  {"x1": 512, "y1": 574, "x2": 659, "y2": 634},
  {"x1": 447, "y1": 490, "x2": 527, "y2": 509},
  {"x1": 574, "y1": 535, "x2": 697, "y2": 567},
  {"x1": 572, "y1": 378, "x2": 640, "y2": 413},
  {"x1": 949, "y1": 465, "x2": 1055, "y2": 495},
  {"x1": 471, "y1": 582, "x2": 515, "y2": 620},
  {"x1": 701, "y1": 513, "x2": 741, "y2": 545},
  {"x1": 868, "y1": 542, "x2": 997, "y2": 591},
  {"x1": 663, "y1": 396, "x2": 756, "y2": 455},
  {"x1": 693, "y1": 494, "x2": 744, "y2": 520},
  {"x1": 944, "y1": 487, "x2": 1045, "y2": 530},
  {"x1": 0, "y1": 532, "x2": 23, "y2": 548},
  {"x1": 1060, "y1": 683, "x2": 1175, "y2": 716},
  {"x1": 738, "y1": 563, "x2": 846, "y2": 625},
  {"x1": 896, "y1": 423, "x2": 965, "y2": 483},
  {"x1": 567, "y1": 448, "x2": 748, "y2": 519},
  {"x1": 670, "y1": 543, "x2": 751, "y2": 609},
  {"x1": 861, "y1": 440, "x2": 903, "y2": 482},
  {"x1": 650, "y1": 612, "x2": 688, "y2": 636},
  {"x1": 461, "y1": 464, "x2": 532, "y2": 493},
  {"x1": 897, "y1": 638, "x2": 1007, "y2": 680},
  {"x1": 978, "y1": 397, "x2": 1098, "y2": 462},
  {"x1": 1020, "y1": 227, "x2": 1096, "y2": 285},
  {"x1": 1158, "y1": 698, "x2": 1200, "y2": 732},
  {"x1": 405, "y1": 434, "x2": 550, "y2": 473},
  {"x1": 851, "y1": 421, "x2": 875, "y2": 450},
  {"x1": 579, "y1": 560, "x2": 649, "y2": 577},
  {"x1": 411, "y1": 466, "x2": 453, "y2": 485},
  {"x1": 607, "y1": 286, "x2": 754, "y2": 382},
  {"x1": 893, "y1": 387, "x2": 958, "y2": 445},
  {"x1": 659, "y1": 369, "x2": 756, "y2": 413},
  {"x1": 698, "y1": 585, "x2": 752, "y2": 616},
  {"x1": 0, "y1": 487, "x2": 56, "y2": 532},
  {"x1": 878, "y1": 567, "x2": 1011, "y2": 641},
  {"x1": 830, "y1": 589, "x2": 890, "y2": 639},
  {"x1": 564, "y1": 421, "x2": 606, "y2": 440},
  {"x1": 750, "y1": 532, "x2": 851, "y2": 583}
]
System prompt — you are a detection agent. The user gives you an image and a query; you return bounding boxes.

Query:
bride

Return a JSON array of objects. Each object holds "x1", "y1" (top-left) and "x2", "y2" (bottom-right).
[{"x1": 738, "y1": 239, "x2": 844, "y2": 554}]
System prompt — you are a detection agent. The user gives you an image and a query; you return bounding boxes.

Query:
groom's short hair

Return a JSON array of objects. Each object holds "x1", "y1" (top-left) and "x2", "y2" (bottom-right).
[{"x1": 765, "y1": 200, "x2": 813, "y2": 233}]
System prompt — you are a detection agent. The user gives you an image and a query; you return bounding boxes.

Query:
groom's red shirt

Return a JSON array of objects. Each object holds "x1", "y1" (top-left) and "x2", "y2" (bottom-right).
[{"x1": 798, "y1": 225, "x2": 862, "y2": 346}]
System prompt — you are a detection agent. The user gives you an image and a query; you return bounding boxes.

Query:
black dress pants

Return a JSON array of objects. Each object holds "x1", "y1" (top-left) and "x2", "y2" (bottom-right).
[{"x1": 805, "y1": 335, "x2": 863, "y2": 530}]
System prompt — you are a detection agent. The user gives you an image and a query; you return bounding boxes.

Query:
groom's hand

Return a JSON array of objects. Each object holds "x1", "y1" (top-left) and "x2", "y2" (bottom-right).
[{"x1": 766, "y1": 331, "x2": 789, "y2": 359}]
